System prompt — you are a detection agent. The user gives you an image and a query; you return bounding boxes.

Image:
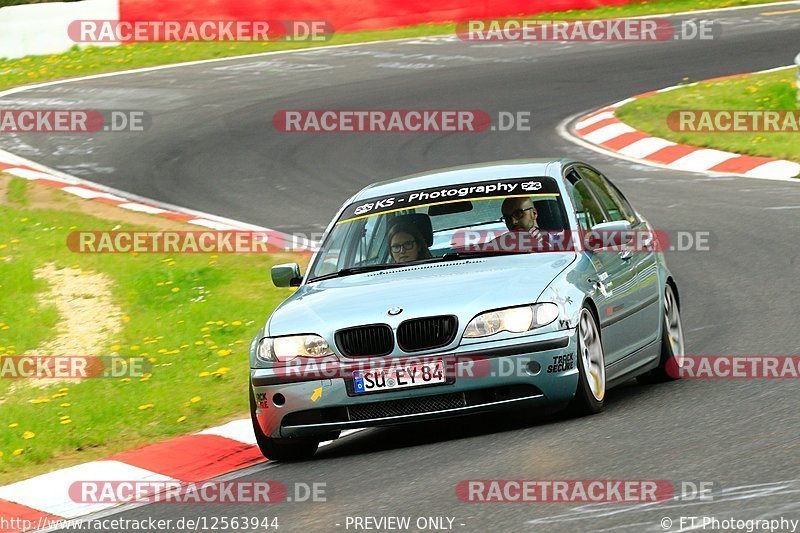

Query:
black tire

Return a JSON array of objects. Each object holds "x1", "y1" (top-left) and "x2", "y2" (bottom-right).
[
  {"x1": 637, "y1": 284, "x2": 685, "y2": 384},
  {"x1": 565, "y1": 305, "x2": 606, "y2": 416},
  {"x1": 249, "y1": 387, "x2": 319, "y2": 461}
]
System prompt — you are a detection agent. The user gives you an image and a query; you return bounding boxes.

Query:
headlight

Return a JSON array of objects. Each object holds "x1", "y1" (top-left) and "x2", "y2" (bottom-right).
[
  {"x1": 256, "y1": 334, "x2": 333, "y2": 362},
  {"x1": 463, "y1": 303, "x2": 559, "y2": 338}
]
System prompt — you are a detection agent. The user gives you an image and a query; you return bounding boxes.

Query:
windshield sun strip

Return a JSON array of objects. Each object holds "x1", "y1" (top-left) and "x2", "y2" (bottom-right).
[{"x1": 336, "y1": 193, "x2": 561, "y2": 225}]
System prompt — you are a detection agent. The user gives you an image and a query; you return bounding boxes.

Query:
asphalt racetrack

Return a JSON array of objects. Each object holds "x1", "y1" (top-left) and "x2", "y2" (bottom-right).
[{"x1": 4, "y1": 4, "x2": 800, "y2": 532}]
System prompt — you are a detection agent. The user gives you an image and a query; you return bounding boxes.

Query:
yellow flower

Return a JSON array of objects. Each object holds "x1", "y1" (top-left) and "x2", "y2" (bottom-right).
[
  {"x1": 111, "y1": 344, "x2": 122, "y2": 351},
  {"x1": 194, "y1": 340, "x2": 204, "y2": 346},
  {"x1": 12, "y1": 449, "x2": 23, "y2": 456},
  {"x1": 60, "y1": 419, "x2": 73, "y2": 425},
  {"x1": 59, "y1": 415, "x2": 70, "y2": 420},
  {"x1": 198, "y1": 371, "x2": 211, "y2": 377},
  {"x1": 8, "y1": 423, "x2": 18, "y2": 428},
  {"x1": 122, "y1": 315, "x2": 131, "y2": 323},
  {"x1": 58, "y1": 388, "x2": 68, "y2": 393},
  {"x1": 130, "y1": 345, "x2": 140, "y2": 351},
  {"x1": 22, "y1": 431, "x2": 35, "y2": 439},
  {"x1": 200, "y1": 327, "x2": 210, "y2": 331},
  {"x1": 217, "y1": 349, "x2": 231, "y2": 356},
  {"x1": 29, "y1": 398, "x2": 50, "y2": 404},
  {"x1": 137, "y1": 404, "x2": 154, "y2": 410},
  {"x1": 60, "y1": 403, "x2": 71, "y2": 407},
  {"x1": 51, "y1": 392, "x2": 67, "y2": 398},
  {"x1": 216, "y1": 320, "x2": 224, "y2": 325},
  {"x1": 231, "y1": 321, "x2": 242, "y2": 326},
  {"x1": 171, "y1": 287, "x2": 180, "y2": 293},
  {"x1": 120, "y1": 378, "x2": 130, "y2": 383},
  {"x1": 190, "y1": 396, "x2": 201, "y2": 403},
  {"x1": 176, "y1": 416, "x2": 187, "y2": 423}
]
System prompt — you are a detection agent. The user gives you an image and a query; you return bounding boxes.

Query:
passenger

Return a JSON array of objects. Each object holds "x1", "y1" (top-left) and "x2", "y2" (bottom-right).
[{"x1": 387, "y1": 221, "x2": 433, "y2": 263}]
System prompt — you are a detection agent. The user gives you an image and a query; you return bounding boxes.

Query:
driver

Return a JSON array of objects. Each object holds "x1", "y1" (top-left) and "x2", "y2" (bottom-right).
[{"x1": 496, "y1": 196, "x2": 552, "y2": 252}]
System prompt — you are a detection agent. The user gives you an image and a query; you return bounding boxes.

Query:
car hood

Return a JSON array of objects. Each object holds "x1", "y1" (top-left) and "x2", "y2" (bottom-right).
[{"x1": 267, "y1": 253, "x2": 576, "y2": 337}]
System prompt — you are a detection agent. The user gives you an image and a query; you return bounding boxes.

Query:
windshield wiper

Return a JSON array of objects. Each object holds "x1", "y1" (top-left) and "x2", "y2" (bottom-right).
[
  {"x1": 437, "y1": 250, "x2": 533, "y2": 261},
  {"x1": 308, "y1": 264, "x2": 397, "y2": 282}
]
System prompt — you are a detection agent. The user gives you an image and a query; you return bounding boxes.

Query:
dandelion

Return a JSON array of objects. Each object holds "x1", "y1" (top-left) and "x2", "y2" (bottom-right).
[
  {"x1": 131, "y1": 345, "x2": 140, "y2": 351},
  {"x1": 111, "y1": 344, "x2": 122, "y2": 351},
  {"x1": 29, "y1": 398, "x2": 50, "y2": 404},
  {"x1": 59, "y1": 415, "x2": 70, "y2": 420},
  {"x1": 217, "y1": 349, "x2": 231, "y2": 356},
  {"x1": 176, "y1": 416, "x2": 187, "y2": 423},
  {"x1": 231, "y1": 321, "x2": 242, "y2": 326},
  {"x1": 8, "y1": 423, "x2": 18, "y2": 428},
  {"x1": 121, "y1": 378, "x2": 130, "y2": 383},
  {"x1": 137, "y1": 404, "x2": 154, "y2": 410},
  {"x1": 59, "y1": 388, "x2": 68, "y2": 393},
  {"x1": 194, "y1": 341, "x2": 204, "y2": 346},
  {"x1": 198, "y1": 371, "x2": 211, "y2": 377},
  {"x1": 60, "y1": 403, "x2": 71, "y2": 407},
  {"x1": 190, "y1": 396, "x2": 201, "y2": 403},
  {"x1": 22, "y1": 431, "x2": 35, "y2": 439},
  {"x1": 61, "y1": 419, "x2": 73, "y2": 425},
  {"x1": 171, "y1": 287, "x2": 180, "y2": 293},
  {"x1": 12, "y1": 449, "x2": 23, "y2": 456}
]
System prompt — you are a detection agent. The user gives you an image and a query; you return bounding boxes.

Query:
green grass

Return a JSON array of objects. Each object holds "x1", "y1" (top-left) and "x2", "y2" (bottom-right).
[
  {"x1": 0, "y1": 0, "x2": 786, "y2": 91},
  {"x1": 617, "y1": 68, "x2": 800, "y2": 164},
  {"x1": 0, "y1": 177, "x2": 305, "y2": 483}
]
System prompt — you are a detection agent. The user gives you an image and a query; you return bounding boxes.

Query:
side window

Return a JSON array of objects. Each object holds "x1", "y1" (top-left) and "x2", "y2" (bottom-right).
[
  {"x1": 579, "y1": 166, "x2": 636, "y2": 223},
  {"x1": 568, "y1": 179, "x2": 607, "y2": 231}
]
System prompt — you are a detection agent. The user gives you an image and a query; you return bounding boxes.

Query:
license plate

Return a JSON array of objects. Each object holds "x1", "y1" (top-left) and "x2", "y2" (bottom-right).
[{"x1": 352, "y1": 360, "x2": 446, "y2": 394}]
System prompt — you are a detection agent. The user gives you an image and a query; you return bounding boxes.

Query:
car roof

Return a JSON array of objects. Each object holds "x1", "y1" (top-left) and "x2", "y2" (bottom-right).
[{"x1": 349, "y1": 158, "x2": 579, "y2": 202}]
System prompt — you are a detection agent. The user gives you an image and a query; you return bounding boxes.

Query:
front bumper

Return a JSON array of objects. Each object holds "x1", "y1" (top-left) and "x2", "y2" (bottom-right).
[{"x1": 250, "y1": 329, "x2": 579, "y2": 439}]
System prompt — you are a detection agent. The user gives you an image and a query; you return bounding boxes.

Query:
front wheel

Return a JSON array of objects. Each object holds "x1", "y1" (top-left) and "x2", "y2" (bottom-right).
[
  {"x1": 249, "y1": 387, "x2": 319, "y2": 461},
  {"x1": 566, "y1": 305, "x2": 606, "y2": 416},
  {"x1": 637, "y1": 284, "x2": 685, "y2": 383}
]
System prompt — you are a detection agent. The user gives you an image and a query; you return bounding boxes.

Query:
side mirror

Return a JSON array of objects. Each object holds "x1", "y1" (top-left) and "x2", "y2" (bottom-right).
[
  {"x1": 586, "y1": 220, "x2": 633, "y2": 251},
  {"x1": 271, "y1": 263, "x2": 302, "y2": 287}
]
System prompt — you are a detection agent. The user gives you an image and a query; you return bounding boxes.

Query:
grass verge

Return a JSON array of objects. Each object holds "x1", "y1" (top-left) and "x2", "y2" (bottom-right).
[
  {"x1": 616, "y1": 68, "x2": 800, "y2": 164},
  {"x1": 0, "y1": 0, "x2": 786, "y2": 91},
  {"x1": 0, "y1": 174, "x2": 306, "y2": 484}
]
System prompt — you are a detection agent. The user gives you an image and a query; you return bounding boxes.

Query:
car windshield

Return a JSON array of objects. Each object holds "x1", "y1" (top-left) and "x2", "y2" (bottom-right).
[{"x1": 306, "y1": 176, "x2": 567, "y2": 282}]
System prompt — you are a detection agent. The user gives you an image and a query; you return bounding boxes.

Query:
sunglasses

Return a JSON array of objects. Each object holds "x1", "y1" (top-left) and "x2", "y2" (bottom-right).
[{"x1": 504, "y1": 206, "x2": 535, "y2": 222}]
